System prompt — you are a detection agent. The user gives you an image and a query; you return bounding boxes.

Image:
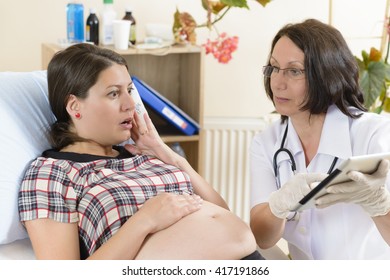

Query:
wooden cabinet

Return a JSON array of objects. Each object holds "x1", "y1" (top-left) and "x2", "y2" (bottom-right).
[{"x1": 42, "y1": 43, "x2": 204, "y2": 173}]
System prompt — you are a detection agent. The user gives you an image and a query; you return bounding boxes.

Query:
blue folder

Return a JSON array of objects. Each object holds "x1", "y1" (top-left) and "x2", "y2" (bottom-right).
[{"x1": 132, "y1": 76, "x2": 200, "y2": 135}]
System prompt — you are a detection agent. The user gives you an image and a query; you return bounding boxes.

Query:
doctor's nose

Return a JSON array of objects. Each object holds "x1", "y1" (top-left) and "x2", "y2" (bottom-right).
[{"x1": 271, "y1": 73, "x2": 288, "y2": 89}]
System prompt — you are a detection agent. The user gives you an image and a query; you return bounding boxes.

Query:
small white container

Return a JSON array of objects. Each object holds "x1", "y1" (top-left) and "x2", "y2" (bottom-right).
[{"x1": 113, "y1": 20, "x2": 131, "y2": 50}]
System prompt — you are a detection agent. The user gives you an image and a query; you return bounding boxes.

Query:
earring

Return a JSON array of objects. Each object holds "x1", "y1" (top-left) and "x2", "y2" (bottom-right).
[{"x1": 75, "y1": 112, "x2": 81, "y2": 119}]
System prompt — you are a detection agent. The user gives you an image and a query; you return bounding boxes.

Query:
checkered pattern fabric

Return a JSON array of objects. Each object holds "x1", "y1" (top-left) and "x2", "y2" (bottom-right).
[{"x1": 18, "y1": 153, "x2": 193, "y2": 256}]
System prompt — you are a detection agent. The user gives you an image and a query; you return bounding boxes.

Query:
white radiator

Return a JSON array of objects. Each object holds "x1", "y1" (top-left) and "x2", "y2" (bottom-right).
[{"x1": 202, "y1": 117, "x2": 272, "y2": 223}]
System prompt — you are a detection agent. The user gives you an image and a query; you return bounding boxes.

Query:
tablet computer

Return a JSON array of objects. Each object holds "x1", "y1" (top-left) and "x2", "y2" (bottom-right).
[{"x1": 291, "y1": 152, "x2": 390, "y2": 212}]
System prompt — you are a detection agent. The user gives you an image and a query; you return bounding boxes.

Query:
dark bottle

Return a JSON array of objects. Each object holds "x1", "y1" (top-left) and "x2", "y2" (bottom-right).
[
  {"x1": 86, "y1": 8, "x2": 99, "y2": 45},
  {"x1": 122, "y1": 6, "x2": 136, "y2": 45}
]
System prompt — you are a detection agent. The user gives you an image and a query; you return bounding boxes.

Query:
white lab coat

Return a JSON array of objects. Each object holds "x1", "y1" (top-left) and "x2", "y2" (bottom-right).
[{"x1": 250, "y1": 104, "x2": 390, "y2": 259}]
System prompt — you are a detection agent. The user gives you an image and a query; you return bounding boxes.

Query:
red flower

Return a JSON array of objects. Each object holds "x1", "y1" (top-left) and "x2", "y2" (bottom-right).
[{"x1": 203, "y1": 33, "x2": 239, "y2": 63}]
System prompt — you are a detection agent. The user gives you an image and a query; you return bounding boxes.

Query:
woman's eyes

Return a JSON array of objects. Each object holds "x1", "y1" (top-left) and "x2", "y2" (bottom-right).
[
  {"x1": 108, "y1": 86, "x2": 134, "y2": 98},
  {"x1": 108, "y1": 90, "x2": 119, "y2": 98}
]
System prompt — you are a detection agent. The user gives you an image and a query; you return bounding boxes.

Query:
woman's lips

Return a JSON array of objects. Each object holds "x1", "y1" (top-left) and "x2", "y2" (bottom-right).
[
  {"x1": 120, "y1": 122, "x2": 133, "y2": 130},
  {"x1": 275, "y1": 96, "x2": 290, "y2": 103},
  {"x1": 120, "y1": 118, "x2": 133, "y2": 129}
]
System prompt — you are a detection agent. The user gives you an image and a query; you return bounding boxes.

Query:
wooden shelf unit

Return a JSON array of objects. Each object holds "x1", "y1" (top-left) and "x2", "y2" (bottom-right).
[{"x1": 41, "y1": 43, "x2": 204, "y2": 173}]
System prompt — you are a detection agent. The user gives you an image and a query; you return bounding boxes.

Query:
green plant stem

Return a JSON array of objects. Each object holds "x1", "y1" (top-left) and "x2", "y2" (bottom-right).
[{"x1": 196, "y1": 6, "x2": 232, "y2": 29}]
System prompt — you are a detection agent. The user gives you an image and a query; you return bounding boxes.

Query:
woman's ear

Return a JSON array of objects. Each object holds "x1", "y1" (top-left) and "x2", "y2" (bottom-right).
[{"x1": 66, "y1": 94, "x2": 81, "y2": 118}]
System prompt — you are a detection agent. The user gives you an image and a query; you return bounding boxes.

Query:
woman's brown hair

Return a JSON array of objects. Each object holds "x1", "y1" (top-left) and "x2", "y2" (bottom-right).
[{"x1": 47, "y1": 43, "x2": 128, "y2": 149}]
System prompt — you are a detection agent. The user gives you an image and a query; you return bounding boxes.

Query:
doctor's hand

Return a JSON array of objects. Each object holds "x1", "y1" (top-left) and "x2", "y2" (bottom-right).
[
  {"x1": 269, "y1": 173, "x2": 327, "y2": 219},
  {"x1": 316, "y1": 159, "x2": 390, "y2": 217}
]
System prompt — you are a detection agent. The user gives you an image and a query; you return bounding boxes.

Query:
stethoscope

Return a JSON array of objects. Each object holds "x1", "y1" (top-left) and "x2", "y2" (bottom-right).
[{"x1": 273, "y1": 123, "x2": 339, "y2": 190}]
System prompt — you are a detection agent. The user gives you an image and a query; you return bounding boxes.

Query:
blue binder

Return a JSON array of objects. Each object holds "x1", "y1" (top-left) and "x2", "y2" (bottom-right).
[{"x1": 132, "y1": 76, "x2": 200, "y2": 135}]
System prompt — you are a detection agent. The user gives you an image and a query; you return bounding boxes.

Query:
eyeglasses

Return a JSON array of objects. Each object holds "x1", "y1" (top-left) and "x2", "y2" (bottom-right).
[{"x1": 262, "y1": 65, "x2": 305, "y2": 80}]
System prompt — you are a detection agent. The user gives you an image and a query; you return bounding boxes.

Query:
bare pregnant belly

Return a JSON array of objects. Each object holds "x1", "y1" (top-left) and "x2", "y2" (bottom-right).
[{"x1": 135, "y1": 201, "x2": 256, "y2": 259}]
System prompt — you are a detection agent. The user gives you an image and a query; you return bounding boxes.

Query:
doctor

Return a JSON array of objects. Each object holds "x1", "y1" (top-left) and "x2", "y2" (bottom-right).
[{"x1": 249, "y1": 19, "x2": 390, "y2": 259}]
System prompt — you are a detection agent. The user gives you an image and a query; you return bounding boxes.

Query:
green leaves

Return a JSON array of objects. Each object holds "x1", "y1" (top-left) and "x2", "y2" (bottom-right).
[
  {"x1": 356, "y1": 48, "x2": 390, "y2": 113},
  {"x1": 220, "y1": 0, "x2": 272, "y2": 8},
  {"x1": 201, "y1": 0, "x2": 272, "y2": 12},
  {"x1": 359, "y1": 62, "x2": 388, "y2": 108},
  {"x1": 172, "y1": 8, "x2": 197, "y2": 44},
  {"x1": 221, "y1": 0, "x2": 249, "y2": 9},
  {"x1": 255, "y1": 0, "x2": 273, "y2": 7},
  {"x1": 201, "y1": 0, "x2": 227, "y2": 14}
]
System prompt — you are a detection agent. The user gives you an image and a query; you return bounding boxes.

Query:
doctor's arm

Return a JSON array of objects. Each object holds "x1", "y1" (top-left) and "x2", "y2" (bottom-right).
[
  {"x1": 250, "y1": 203, "x2": 285, "y2": 249},
  {"x1": 250, "y1": 173, "x2": 328, "y2": 249},
  {"x1": 372, "y1": 213, "x2": 390, "y2": 245}
]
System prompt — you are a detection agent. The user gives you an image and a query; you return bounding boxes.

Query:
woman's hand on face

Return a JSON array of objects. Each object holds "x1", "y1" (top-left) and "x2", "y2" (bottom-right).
[
  {"x1": 125, "y1": 112, "x2": 181, "y2": 166},
  {"x1": 136, "y1": 192, "x2": 203, "y2": 233},
  {"x1": 127, "y1": 112, "x2": 163, "y2": 151}
]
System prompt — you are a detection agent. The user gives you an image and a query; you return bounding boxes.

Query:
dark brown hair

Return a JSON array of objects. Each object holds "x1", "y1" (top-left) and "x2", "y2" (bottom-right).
[
  {"x1": 264, "y1": 19, "x2": 366, "y2": 122},
  {"x1": 47, "y1": 43, "x2": 128, "y2": 150}
]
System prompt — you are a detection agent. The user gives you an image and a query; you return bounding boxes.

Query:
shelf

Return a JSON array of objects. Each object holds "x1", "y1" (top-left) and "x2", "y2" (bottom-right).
[
  {"x1": 41, "y1": 43, "x2": 202, "y2": 62},
  {"x1": 161, "y1": 135, "x2": 199, "y2": 143}
]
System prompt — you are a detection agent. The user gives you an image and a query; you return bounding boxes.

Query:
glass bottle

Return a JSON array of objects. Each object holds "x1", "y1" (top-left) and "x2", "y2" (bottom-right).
[
  {"x1": 86, "y1": 8, "x2": 99, "y2": 45},
  {"x1": 122, "y1": 6, "x2": 136, "y2": 45}
]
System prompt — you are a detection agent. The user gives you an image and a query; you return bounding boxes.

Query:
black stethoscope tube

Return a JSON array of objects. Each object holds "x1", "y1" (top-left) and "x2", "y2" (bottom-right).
[{"x1": 273, "y1": 123, "x2": 338, "y2": 190}]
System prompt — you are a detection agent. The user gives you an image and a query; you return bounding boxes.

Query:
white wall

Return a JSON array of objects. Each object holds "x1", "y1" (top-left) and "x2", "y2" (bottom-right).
[
  {"x1": 0, "y1": 0, "x2": 387, "y2": 118},
  {"x1": 332, "y1": 0, "x2": 387, "y2": 55}
]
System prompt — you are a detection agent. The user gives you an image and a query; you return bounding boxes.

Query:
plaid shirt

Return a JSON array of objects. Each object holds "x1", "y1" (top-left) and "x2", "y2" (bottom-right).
[{"x1": 18, "y1": 148, "x2": 193, "y2": 257}]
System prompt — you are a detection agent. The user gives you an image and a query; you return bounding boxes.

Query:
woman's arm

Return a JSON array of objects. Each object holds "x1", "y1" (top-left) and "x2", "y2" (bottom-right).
[
  {"x1": 25, "y1": 219, "x2": 81, "y2": 259},
  {"x1": 90, "y1": 193, "x2": 203, "y2": 259},
  {"x1": 126, "y1": 113, "x2": 229, "y2": 209},
  {"x1": 26, "y1": 192, "x2": 203, "y2": 259},
  {"x1": 172, "y1": 155, "x2": 229, "y2": 209}
]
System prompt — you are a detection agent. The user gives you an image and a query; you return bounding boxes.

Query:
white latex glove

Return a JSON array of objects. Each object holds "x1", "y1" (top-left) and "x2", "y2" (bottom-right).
[
  {"x1": 316, "y1": 159, "x2": 390, "y2": 217},
  {"x1": 269, "y1": 173, "x2": 328, "y2": 219}
]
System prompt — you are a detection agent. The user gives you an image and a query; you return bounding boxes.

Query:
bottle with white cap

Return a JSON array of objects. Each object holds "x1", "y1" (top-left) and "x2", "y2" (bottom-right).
[{"x1": 100, "y1": 0, "x2": 117, "y2": 45}]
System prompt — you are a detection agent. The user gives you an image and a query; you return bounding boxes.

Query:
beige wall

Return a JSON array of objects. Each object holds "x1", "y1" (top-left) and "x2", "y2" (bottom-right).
[{"x1": 0, "y1": 0, "x2": 386, "y2": 118}]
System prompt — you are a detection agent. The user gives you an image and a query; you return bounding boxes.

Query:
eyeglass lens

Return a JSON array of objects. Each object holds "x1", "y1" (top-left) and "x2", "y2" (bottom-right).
[{"x1": 262, "y1": 65, "x2": 305, "y2": 80}]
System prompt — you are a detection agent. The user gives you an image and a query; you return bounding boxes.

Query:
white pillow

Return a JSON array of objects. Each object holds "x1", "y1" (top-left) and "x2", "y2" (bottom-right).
[{"x1": 0, "y1": 71, "x2": 55, "y2": 244}]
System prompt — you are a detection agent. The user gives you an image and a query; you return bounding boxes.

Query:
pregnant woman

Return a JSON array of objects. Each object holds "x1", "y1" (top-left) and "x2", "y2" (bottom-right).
[{"x1": 18, "y1": 43, "x2": 260, "y2": 260}]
